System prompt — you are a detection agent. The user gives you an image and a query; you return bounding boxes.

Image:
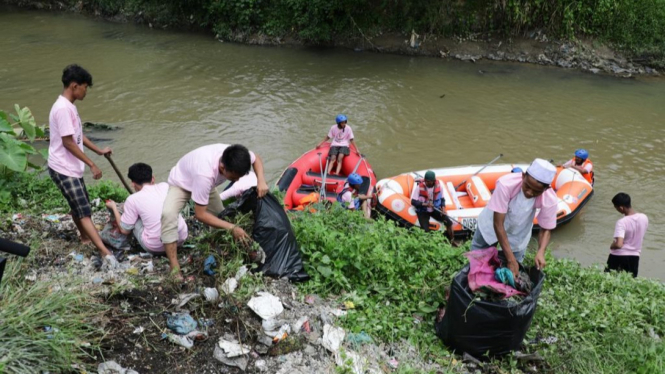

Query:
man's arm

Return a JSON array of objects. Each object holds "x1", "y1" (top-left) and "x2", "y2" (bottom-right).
[
  {"x1": 83, "y1": 134, "x2": 112, "y2": 156},
  {"x1": 350, "y1": 139, "x2": 360, "y2": 155},
  {"x1": 194, "y1": 204, "x2": 249, "y2": 241},
  {"x1": 493, "y1": 212, "x2": 519, "y2": 277},
  {"x1": 610, "y1": 237, "x2": 624, "y2": 249},
  {"x1": 252, "y1": 154, "x2": 269, "y2": 198},
  {"x1": 105, "y1": 200, "x2": 132, "y2": 235},
  {"x1": 316, "y1": 136, "x2": 331, "y2": 148},
  {"x1": 62, "y1": 135, "x2": 104, "y2": 179},
  {"x1": 534, "y1": 229, "x2": 552, "y2": 270}
]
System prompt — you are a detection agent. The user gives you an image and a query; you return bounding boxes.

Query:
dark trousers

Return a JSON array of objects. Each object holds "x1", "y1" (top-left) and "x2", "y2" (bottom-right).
[
  {"x1": 416, "y1": 210, "x2": 452, "y2": 233},
  {"x1": 605, "y1": 254, "x2": 639, "y2": 278}
]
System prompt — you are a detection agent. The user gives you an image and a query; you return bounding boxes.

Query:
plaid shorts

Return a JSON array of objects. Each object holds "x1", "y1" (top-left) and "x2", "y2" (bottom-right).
[{"x1": 49, "y1": 167, "x2": 92, "y2": 219}]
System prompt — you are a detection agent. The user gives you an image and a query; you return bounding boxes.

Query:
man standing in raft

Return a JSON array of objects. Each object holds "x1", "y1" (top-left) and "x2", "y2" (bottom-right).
[
  {"x1": 410, "y1": 170, "x2": 455, "y2": 243},
  {"x1": 470, "y1": 159, "x2": 559, "y2": 277},
  {"x1": 161, "y1": 144, "x2": 269, "y2": 279},
  {"x1": 560, "y1": 149, "x2": 594, "y2": 184},
  {"x1": 316, "y1": 114, "x2": 361, "y2": 175}
]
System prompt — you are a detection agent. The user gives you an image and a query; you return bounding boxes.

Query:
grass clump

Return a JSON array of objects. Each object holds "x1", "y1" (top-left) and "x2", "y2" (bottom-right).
[{"x1": 0, "y1": 260, "x2": 107, "y2": 373}]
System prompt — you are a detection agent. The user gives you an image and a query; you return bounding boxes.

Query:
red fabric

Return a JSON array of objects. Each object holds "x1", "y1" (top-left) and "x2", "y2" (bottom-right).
[{"x1": 464, "y1": 247, "x2": 524, "y2": 298}]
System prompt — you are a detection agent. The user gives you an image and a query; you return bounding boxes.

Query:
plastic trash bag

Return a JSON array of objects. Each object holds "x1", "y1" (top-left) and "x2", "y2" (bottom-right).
[
  {"x1": 435, "y1": 263, "x2": 545, "y2": 357},
  {"x1": 100, "y1": 203, "x2": 131, "y2": 251},
  {"x1": 219, "y1": 189, "x2": 309, "y2": 281}
]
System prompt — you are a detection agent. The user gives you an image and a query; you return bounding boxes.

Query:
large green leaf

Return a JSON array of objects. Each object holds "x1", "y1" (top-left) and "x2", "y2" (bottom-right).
[
  {"x1": 16, "y1": 105, "x2": 37, "y2": 141},
  {"x1": 0, "y1": 135, "x2": 28, "y2": 171},
  {"x1": 0, "y1": 111, "x2": 12, "y2": 132}
]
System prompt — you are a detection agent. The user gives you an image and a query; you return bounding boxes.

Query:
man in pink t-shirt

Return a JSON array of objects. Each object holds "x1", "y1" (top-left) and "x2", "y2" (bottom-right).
[
  {"x1": 105, "y1": 163, "x2": 188, "y2": 254},
  {"x1": 606, "y1": 193, "x2": 648, "y2": 277},
  {"x1": 47, "y1": 64, "x2": 118, "y2": 270},
  {"x1": 161, "y1": 144, "x2": 269, "y2": 279},
  {"x1": 471, "y1": 159, "x2": 559, "y2": 278},
  {"x1": 316, "y1": 114, "x2": 361, "y2": 175}
]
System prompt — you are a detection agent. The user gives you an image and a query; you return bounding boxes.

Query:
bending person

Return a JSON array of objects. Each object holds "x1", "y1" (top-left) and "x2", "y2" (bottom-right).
[{"x1": 337, "y1": 173, "x2": 372, "y2": 219}]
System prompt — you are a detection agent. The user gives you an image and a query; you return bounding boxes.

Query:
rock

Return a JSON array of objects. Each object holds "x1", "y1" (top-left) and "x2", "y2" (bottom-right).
[
  {"x1": 537, "y1": 54, "x2": 552, "y2": 64},
  {"x1": 305, "y1": 330, "x2": 321, "y2": 344},
  {"x1": 589, "y1": 68, "x2": 601, "y2": 74}
]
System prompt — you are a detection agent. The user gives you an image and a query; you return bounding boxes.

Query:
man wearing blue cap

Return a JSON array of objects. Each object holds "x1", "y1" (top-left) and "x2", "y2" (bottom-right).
[
  {"x1": 561, "y1": 149, "x2": 594, "y2": 184},
  {"x1": 316, "y1": 114, "x2": 361, "y2": 175},
  {"x1": 471, "y1": 159, "x2": 559, "y2": 277}
]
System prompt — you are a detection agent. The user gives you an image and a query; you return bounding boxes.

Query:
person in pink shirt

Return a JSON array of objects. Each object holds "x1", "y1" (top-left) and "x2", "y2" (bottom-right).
[
  {"x1": 606, "y1": 193, "x2": 648, "y2": 277},
  {"x1": 162, "y1": 144, "x2": 269, "y2": 279},
  {"x1": 105, "y1": 163, "x2": 188, "y2": 254},
  {"x1": 47, "y1": 64, "x2": 118, "y2": 270},
  {"x1": 316, "y1": 114, "x2": 361, "y2": 175},
  {"x1": 471, "y1": 159, "x2": 558, "y2": 278}
]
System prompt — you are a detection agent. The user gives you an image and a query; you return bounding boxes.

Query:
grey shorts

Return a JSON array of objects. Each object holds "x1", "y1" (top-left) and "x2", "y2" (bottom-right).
[
  {"x1": 470, "y1": 229, "x2": 525, "y2": 263},
  {"x1": 329, "y1": 146, "x2": 350, "y2": 157}
]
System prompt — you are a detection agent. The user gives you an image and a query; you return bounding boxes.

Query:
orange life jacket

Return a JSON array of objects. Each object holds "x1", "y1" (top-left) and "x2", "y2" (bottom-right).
[
  {"x1": 570, "y1": 158, "x2": 594, "y2": 184},
  {"x1": 416, "y1": 180, "x2": 443, "y2": 212}
]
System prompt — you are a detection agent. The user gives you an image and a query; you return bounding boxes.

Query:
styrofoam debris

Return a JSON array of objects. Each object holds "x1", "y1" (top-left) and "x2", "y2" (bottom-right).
[
  {"x1": 221, "y1": 278, "x2": 238, "y2": 295},
  {"x1": 247, "y1": 292, "x2": 284, "y2": 320},
  {"x1": 203, "y1": 287, "x2": 219, "y2": 302},
  {"x1": 218, "y1": 338, "x2": 251, "y2": 358},
  {"x1": 322, "y1": 324, "x2": 345, "y2": 353}
]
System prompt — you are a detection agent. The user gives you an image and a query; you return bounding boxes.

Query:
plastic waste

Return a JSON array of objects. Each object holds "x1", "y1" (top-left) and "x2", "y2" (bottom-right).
[
  {"x1": 164, "y1": 332, "x2": 194, "y2": 349},
  {"x1": 235, "y1": 265, "x2": 248, "y2": 280},
  {"x1": 218, "y1": 189, "x2": 309, "y2": 281},
  {"x1": 98, "y1": 360, "x2": 139, "y2": 374},
  {"x1": 218, "y1": 338, "x2": 251, "y2": 358},
  {"x1": 213, "y1": 345, "x2": 248, "y2": 371},
  {"x1": 221, "y1": 278, "x2": 238, "y2": 295},
  {"x1": 140, "y1": 261, "x2": 154, "y2": 274},
  {"x1": 132, "y1": 326, "x2": 145, "y2": 334},
  {"x1": 495, "y1": 267, "x2": 516, "y2": 288},
  {"x1": 174, "y1": 293, "x2": 200, "y2": 308},
  {"x1": 293, "y1": 316, "x2": 309, "y2": 332},
  {"x1": 167, "y1": 313, "x2": 198, "y2": 335},
  {"x1": 247, "y1": 292, "x2": 284, "y2": 320},
  {"x1": 262, "y1": 319, "x2": 290, "y2": 337},
  {"x1": 100, "y1": 203, "x2": 131, "y2": 251},
  {"x1": 346, "y1": 331, "x2": 372, "y2": 346},
  {"x1": 322, "y1": 324, "x2": 345, "y2": 352},
  {"x1": 203, "y1": 287, "x2": 220, "y2": 302},
  {"x1": 203, "y1": 255, "x2": 217, "y2": 276}
]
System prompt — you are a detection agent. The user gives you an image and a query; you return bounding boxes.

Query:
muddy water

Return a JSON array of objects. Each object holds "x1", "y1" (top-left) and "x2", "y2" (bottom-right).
[{"x1": 1, "y1": 9, "x2": 664, "y2": 280}]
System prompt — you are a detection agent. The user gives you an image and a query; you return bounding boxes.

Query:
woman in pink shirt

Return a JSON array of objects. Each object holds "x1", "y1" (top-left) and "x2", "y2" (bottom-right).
[
  {"x1": 316, "y1": 114, "x2": 361, "y2": 175},
  {"x1": 606, "y1": 193, "x2": 648, "y2": 277}
]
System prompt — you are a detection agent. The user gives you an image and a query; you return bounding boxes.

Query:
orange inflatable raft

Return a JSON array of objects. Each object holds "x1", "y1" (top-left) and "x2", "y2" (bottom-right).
[
  {"x1": 375, "y1": 164, "x2": 593, "y2": 237},
  {"x1": 276, "y1": 143, "x2": 377, "y2": 210}
]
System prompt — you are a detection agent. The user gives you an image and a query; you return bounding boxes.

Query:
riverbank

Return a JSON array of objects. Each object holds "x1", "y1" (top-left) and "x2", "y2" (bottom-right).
[
  {"x1": 3, "y1": 0, "x2": 663, "y2": 78},
  {"x1": 1, "y1": 170, "x2": 663, "y2": 373}
]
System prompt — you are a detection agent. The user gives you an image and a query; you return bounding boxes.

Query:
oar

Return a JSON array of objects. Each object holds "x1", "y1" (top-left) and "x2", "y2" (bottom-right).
[
  {"x1": 316, "y1": 152, "x2": 326, "y2": 200},
  {"x1": 104, "y1": 154, "x2": 132, "y2": 193},
  {"x1": 351, "y1": 154, "x2": 365, "y2": 175},
  {"x1": 454, "y1": 153, "x2": 503, "y2": 190}
]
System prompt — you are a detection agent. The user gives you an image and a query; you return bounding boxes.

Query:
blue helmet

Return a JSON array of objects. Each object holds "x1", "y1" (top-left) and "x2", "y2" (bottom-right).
[
  {"x1": 511, "y1": 167, "x2": 523, "y2": 173},
  {"x1": 574, "y1": 149, "x2": 589, "y2": 160},
  {"x1": 348, "y1": 173, "x2": 363, "y2": 186},
  {"x1": 335, "y1": 114, "x2": 348, "y2": 124}
]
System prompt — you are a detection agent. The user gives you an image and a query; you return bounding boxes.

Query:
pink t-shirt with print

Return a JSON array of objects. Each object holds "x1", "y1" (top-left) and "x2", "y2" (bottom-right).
[
  {"x1": 168, "y1": 144, "x2": 256, "y2": 206},
  {"x1": 486, "y1": 173, "x2": 558, "y2": 230},
  {"x1": 611, "y1": 213, "x2": 648, "y2": 256},
  {"x1": 48, "y1": 95, "x2": 85, "y2": 177},
  {"x1": 328, "y1": 125, "x2": 354, "y2": 147},
  {"x1": 121, "y1": 183, "x2": 188, "y2": 252}
]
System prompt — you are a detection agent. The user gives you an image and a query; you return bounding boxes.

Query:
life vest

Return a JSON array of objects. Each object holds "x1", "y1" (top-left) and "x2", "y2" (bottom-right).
[
  {"x1": 415, "y1": 179, "x2": 442, "y2": 212},
  {"x1": 570, "y1": 158, "x2": 594, "y2": 184},
  {"x1": 337, "y1": 183, "x2": 358, "y2": 208}
]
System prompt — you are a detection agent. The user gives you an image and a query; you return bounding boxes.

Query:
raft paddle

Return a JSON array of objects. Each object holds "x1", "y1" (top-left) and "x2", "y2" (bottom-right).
[
  {"x1": 351, "y1": 154, "x2": 365, "y2": 175},
  {"x1": 104, "y1": 153, "x2": 132, "y2": 193},
  {"x1": 316, "y1": 152, "x2": 326, "y2": 200},
  {"x1": 454, "y1": 153, "x2": 503, "y2": 191}
]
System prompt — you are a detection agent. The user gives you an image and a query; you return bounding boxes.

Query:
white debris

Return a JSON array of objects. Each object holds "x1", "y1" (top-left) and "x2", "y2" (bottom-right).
[
  {"x1": 218, "y1": 338, "x2": 251, "y2": 358},
  {"x1": 173, "y1": 293, "x2": 200, "y2": 308},
  {"x1": 213, "y1": 345, "x2": 248, "y2": 371},
  {"x1": 203, "y1": 287, "x2": 219, "y2": 302},
  {"x1": 322, "y1": 324, "x2": 345, "y2": 353},
  {"x1": 97, "y1": 360, "x2": 139, "y2": 374},
  {"x1": 221, "y1": 278, "x2": 238, "y2": 295},
  {"x1": 262, "y1": 319, "x2": 290, "y2": 337},
  {"x1": 331, "y1": 309, "x2": 348, "y2": 317},
  {"x1": 165, "y1": 333, "x2": 194, "y2": 349},
  {"x1": 255, "y1": 359, "x2": 268, "y2": 372},
  {"x1": 235, "y1": 265, "x2": 248, "y2": 280},
  {"x1": 132, "y1": 326, "x2": 145, "y2": 334},
  {"x1": 293, "y1": 316, "x2": 309, "y2": 333},
  {"x1": 247, "y1": 292, "x2": 284, "y2": 320},
  {"x1": 335, "y1": 350, "x2": 381, "y2": 374}
]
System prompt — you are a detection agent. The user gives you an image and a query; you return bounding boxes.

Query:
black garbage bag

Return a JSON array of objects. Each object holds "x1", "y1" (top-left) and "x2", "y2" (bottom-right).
[
  {"x1": 435, "y1": 264, "x2": 544, "y2": 357},
  {"x1": 219, "y1": 188, "x2": 309, "y2": 282}
]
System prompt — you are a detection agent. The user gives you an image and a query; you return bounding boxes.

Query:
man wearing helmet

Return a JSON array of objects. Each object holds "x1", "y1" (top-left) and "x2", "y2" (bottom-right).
[
  {"x1": 410, "y1": 171, "x2": 455, "y2": 243},
  {"x1": 316, "y1": 114, "x2": 361, "y2": 175},
  {"x1": 561, "y1": 149, "x2": 594, "y2": 184},
  {"x1": 337, "y1": 173, "x2": 372, "y2": 219}
]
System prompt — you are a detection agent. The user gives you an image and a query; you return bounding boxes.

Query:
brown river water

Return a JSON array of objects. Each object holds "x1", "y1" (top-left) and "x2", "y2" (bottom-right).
[{"x1": 1, "y1": 9, "x2": 663, "y2": 280}]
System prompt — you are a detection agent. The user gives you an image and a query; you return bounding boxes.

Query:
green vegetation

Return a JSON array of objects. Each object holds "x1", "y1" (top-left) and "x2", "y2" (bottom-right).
[
  {"x1": 0, "y1": 105, "x2": 47, "y2": 174},
  {"x1": 292, "y1": 206, "x2": 665, "y2": 373},
  {"x1": 73, "y1": 0, "x2": 665, "y2": 65}
]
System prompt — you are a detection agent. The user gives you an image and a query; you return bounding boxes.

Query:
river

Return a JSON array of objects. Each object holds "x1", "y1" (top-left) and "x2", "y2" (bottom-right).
[{"x1": 1, "y1": 8, "x2": 663, "y2": 280}]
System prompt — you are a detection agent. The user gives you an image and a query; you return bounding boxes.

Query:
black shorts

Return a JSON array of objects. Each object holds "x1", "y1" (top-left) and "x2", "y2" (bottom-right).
[
  {"x1": 605, "y1": 254, "x2": 639, "y2": 278},
  {"x1": 329, "y1": 146, "x2": 350, "y2": 157},
  {"x1": 416, "y1": 209, "x2": 452, "y2": 232},
  {"x1": 49, "y1": 167, "x2": 92, "y2": 219}
]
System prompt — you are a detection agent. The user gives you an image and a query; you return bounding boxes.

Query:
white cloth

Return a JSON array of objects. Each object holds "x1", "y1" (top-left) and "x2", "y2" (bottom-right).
[
  {"x1": 478, "y1": 189, "x2": 536, "y2": 254},
  {"x1": 526, "y1": 158, "x2": 556, "y2": 185}
]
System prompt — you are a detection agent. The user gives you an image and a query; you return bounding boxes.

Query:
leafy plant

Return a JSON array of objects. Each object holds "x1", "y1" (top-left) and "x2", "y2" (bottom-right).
[{"x1": 0, "y1": 105, "x2": 47, "y2": 174}]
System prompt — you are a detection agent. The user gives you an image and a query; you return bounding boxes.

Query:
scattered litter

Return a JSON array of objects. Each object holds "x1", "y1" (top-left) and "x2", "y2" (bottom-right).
[
  {"x1": 331, "y1": 309, "x2": 348, "y2": 317},
  {"x1": 346, "y1": 331, "x2": 372, "y2": 346},
  {"x1": 98, "y1": 360, "x2": 139, "y2": 374},
  {"x1": 514, "y1": 351, "x2": 545, "y2": 362},
  {"x1": 213, "y1": 345, "x2": 248, "y2": 371},
  {"x1": 218, "y1": 338, "x2": 251, "y2": 357},
  {"x1": 221, "y1": 278, "x2": 238, "y2": 295},
  {"x1": 343, "y1": 301, "x2": 355, "y2": 310},
  {"x1": 25, "y1": 274, "x2": 36, "y2": 282},
  {"x1": 139, "y1": 252, "x2": 153, "y2": 259},
  {"x1": 132, "y1": 326, "x2": 145, "y2": 335},
  {"x1": 248, "y1": 292, "x2": 284, "y2": 320},
  {"x1": 293, "y1": 316, "x2": 309, "y2": 332},
  {"x1": 262, "y1": 319, "x2": 290, "y2": 337},
  {"x1": 203, "y1": 287, "x2": 220, "y2": 302},
  {"x1": 268, "y1": 335, "x2": 305, "y2": 355},
  {"x1": 186, "y1": 330, "x2": 208, "y2": 341},
  {"x1": 305, "y1": 295, "x2": 319, "y2": 305},
  {"x1": 125, "y1": 267, "x2": 139, "y2": 275},
  {"x1": 387, "y1": 358, "x2": 399, "y2": 369},
  {"x1": 203, "y1": 255, "x2": 217, "y2": 276},
  {"x1": 235, "y1": 265, "x2": 248, "y2": 280},
  {"x1": 164, "y1": 332, "x2": 194, "y2": 349},
  {"x1": 167, "y1": 313, "x2": 198, "y2": 335},
  {"x1": 42, "y1": 214, "x2": 63, "y2": 223},
  {"x1": 322, "y1": 324, "x2": 345, "y2": 352},
  {"x1": 198, "y1": 318, "x2": 215, "y2": 327},
  {"x1": 335, "y1": 350, "x2": 377, "y2": 374},
  {"x1": 92, "y1": 277, "x2": 103, "y2": 284},
  {"x1": 173, "y1": 293, "x2": 200, "y2": 308},
  {"x1": 140, "y1": 261, "x2": 154, "y2": 273},
  {"x1": 255, "y1": 359, "x2": 268, "y2": 372}
]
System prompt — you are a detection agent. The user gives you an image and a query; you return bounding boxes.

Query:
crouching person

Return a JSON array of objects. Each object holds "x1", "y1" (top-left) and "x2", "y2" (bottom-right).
[
  {"x1": 105, "y1": 163, "x2": 188, "y2": 255},
  {"x1": 337, "y1": 173, "x2": 372, "y2": 219}
]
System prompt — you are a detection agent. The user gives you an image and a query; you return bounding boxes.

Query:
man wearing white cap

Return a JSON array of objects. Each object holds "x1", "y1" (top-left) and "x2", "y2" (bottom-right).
[{"x1": 471, "y1": 158, "x2": 559, "y2": 277}]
